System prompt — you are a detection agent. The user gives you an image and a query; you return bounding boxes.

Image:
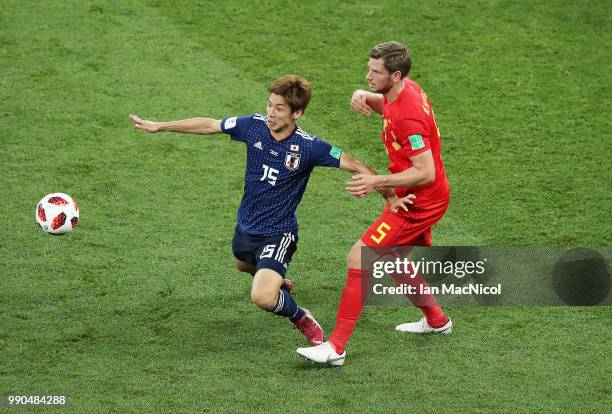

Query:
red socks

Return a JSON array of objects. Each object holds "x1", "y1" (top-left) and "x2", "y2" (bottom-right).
[
  {"x1": 329, "y1": 266, "x2": 448, "y2": 354},
  {"x1": 329, "y1": 268, "x2": 367, "y2": 354},
  {"x1": 391, "y1": 268, "x2": 447, "y2": 328}
]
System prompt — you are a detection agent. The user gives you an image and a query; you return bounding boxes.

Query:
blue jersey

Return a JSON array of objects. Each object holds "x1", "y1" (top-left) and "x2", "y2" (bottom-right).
[{"x1": 221, "y1": 113, "x2": 342, "y2": 236}]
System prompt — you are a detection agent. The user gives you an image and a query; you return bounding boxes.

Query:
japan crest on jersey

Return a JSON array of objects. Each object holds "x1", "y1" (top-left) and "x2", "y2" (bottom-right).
[{"x1": 285, "y1": 152, "x2": 301, "y2": 170}]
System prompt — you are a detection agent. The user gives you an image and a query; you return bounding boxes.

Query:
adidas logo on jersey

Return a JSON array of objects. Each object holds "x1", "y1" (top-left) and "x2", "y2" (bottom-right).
[{"x1": 254, "y1": 141, "x2": 263, "y2": 150}]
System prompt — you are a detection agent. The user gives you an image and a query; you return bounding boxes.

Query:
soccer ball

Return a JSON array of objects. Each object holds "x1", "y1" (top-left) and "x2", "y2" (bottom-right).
[{"x1": 36, "y1": 193, "x2": 79, "y2": 235}]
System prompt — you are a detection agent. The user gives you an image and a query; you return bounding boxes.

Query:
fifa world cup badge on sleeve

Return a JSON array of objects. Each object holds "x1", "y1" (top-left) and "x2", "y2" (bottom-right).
[
  {"x1": 224, "y1": 117, "x2": 237, "y2": 130},
  {"x1": 408, "y1": 134, "x2": 425, "y2": 150},
  {"x1": 330, "y1": 146, "x2": 343, "y2": 159}
]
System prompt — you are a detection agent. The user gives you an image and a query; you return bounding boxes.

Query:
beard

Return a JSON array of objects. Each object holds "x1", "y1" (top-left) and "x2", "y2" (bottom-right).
[{"x1": 370, "y1": 79, "x2": 393, "y2": 95}]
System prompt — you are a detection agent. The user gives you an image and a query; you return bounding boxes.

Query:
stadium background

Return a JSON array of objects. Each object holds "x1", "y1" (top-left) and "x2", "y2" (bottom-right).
[{"x1": 1, "y1": 0, "x2": 610, "y2": 412}]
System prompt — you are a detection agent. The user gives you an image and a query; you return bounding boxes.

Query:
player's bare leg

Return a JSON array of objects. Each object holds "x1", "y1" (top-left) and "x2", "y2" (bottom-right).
[
  {"x1": 250, "y1": 269, "x2": 285, "y2": 311},
  {"x1": 346, "y1": 239, "x2": 365, "y2": 269},
  {"x1": 235, "y1": 259, "x2": 293, "y2": 292}
]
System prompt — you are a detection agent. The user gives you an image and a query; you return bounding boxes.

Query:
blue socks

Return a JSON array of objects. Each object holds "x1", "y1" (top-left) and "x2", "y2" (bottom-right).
[{"x1": 272, "y1": 289, "x2": 305, "y2": 322}]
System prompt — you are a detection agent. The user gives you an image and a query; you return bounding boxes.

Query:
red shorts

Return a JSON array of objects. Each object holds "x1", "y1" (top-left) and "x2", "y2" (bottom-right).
[{"x1": 361, "y1": 202, "x2": 448, "y2": 247}]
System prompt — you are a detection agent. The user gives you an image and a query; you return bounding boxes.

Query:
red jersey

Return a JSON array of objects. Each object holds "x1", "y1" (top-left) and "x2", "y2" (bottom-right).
[{"x1": 381, "y1": 78, "x2": 450, "y2": 212}]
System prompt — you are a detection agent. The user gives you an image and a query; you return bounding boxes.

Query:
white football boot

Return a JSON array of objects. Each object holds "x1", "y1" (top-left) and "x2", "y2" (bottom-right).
[
  {"x1": 297, "y1": 341, "x2": 346, "y2": 367},
  {"x1": 395, "y1": 317, "x2": 453, "y2": 334}
]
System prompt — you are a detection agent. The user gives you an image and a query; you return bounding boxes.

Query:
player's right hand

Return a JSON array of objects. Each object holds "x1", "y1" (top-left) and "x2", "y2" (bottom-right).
[
  {"x1": 388, "y1": 194, "x2": 416, "y2": 213},
  {"x1": 129, "y1": 114, "x2": 161, "y2": 133},
  {"x1": 351, "y1": 90, "x2": 373, "y2": 117}
]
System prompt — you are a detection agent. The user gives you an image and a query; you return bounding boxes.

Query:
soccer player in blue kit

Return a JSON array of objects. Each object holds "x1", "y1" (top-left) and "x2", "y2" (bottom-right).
[{"x1": 129, "y1": 75, "x2": 413, "y2": 347}]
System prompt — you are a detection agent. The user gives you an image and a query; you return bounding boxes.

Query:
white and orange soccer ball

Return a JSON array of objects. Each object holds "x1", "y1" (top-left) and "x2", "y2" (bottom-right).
[{"x1": 36, "y1": 193, "x2": 79, "y2": 235}]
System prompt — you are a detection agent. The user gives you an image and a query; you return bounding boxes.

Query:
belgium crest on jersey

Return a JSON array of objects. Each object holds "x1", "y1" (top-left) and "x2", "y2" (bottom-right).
[{"x1": 285, "y1": 152, "x2": 301, "y2": 170}]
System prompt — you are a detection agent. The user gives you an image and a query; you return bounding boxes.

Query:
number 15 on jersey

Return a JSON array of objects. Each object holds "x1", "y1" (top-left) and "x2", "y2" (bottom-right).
[{"x1": 260, "y1": 164, "x2": 279, "y2": 186}]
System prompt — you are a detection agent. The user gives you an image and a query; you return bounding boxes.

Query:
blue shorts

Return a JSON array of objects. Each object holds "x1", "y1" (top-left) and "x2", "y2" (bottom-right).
[{"x1": 232, "y1": 227, "x2": 298, "y2": 277}]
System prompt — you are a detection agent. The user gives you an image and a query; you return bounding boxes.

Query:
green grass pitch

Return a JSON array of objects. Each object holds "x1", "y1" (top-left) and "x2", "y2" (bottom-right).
[{"x1": 1, "y1": 0, "x2": 610, "y2": 412}]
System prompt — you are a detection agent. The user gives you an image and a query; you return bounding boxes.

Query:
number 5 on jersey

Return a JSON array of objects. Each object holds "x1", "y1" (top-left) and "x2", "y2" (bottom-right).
[
  {"x1": 261, "y1": 164, "x2": 279, "y2": 186},
  {"x1": 370, "y1": 222, "x2": 391, "y2": 244}
]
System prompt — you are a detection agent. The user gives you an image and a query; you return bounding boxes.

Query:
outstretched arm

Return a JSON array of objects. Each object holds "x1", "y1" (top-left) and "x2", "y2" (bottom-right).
[
  {"x1": 339, "y1": 152, "x2": 414, "y2": 212},
  {"x1": 351, "y1": 89, "x2": 384, "y2": 117},
  {"x1": 129, "y1": 114, "x2": 222, "y2": 135}
]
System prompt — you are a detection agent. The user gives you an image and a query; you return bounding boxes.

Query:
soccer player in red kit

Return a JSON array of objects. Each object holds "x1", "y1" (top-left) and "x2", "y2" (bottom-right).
[{"x1": 297, "y1": 41, "x2": 452, "y2": 366}]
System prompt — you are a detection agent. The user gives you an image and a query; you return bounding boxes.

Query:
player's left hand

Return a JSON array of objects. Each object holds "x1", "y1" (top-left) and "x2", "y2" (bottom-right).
[
  {"x1": 387, "y1": 194, "x2": 416, "y2": 212},
  {"x1": 346, "y1": 173, "x2": 379, "y2": 198},
  {"x1": 129, "y1": 114, "x2": 161, "y2": 133}
]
